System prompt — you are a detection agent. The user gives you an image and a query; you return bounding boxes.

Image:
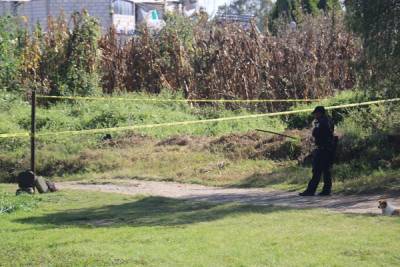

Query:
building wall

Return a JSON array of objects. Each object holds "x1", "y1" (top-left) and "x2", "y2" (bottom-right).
[
  {"x1": 0, "y1": 0, "x2": 193, "y2": 34},
  {"x1": 19, "y1": 0, "x2": 48, "y2": 29},
  {"x1": 0, "y1": 2, "x2": 12, "y2": 15},
  {"x1": 48, "y1": 0, "x2": 112, "y2": 31},
  {"x1": 0, "y1": 0, "x2": 112, "y2": 32}
]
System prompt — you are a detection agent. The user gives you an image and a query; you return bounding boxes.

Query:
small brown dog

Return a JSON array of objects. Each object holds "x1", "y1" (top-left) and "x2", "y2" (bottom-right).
[{"x1": 378, "y1": 200, "x2": 400, "y2": 216}]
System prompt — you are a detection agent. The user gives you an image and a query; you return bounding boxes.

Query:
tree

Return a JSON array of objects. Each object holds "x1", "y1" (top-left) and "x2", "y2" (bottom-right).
[
  {"x1": 318, "y1": 0, "x2": 341, "y2": 11},
  {"x1": 271, "y1": 0, "x2": 341, "y2": 22},
  {"x1": 271, "y1": 0, "x2": 301, "y2": 21},
  {"x1": 346, "y1": 0, "x2": 400, "y2": 96},
  {"x1": 302, "y1": 0, "x2": 319, "y2": 15}
]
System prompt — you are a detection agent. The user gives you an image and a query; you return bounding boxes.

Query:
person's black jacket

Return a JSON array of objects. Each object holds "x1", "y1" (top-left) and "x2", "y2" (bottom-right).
[{"x1": 312, "y1": 116, "x2": 334, "y2": 149}]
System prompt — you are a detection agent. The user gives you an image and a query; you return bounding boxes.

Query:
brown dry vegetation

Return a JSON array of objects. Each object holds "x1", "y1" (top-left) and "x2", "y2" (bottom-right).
[
  {"x1": 99, "y1": 14, "x2": 360, "y2": 101},
  {"x1": 17, "y1": 12, "x2": 360, "y2": 100},
  {"x1": 67, "y1": 130, "x2": 313, "y2": 181},
  {"x1": 18, "y1": 12, "x2": 101, "y2": 97}
]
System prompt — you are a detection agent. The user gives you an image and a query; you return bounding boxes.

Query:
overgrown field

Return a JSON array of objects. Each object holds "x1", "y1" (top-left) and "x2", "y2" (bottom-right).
[
  {"x1": 2, "y1": 10, "x2": 398, "y2": 193},
  {"x1": 1, "y1": 90, "x2": 399, "y2": 193},
  {"x1": 1, "y1": 3, "x2": 399, "y2": 266},
  {"x1": 0, "y1": 185, "x2": 399, "y2": 266},
  {"x1": 1, "y1": 12, "x2": 358, "y2": 100}
]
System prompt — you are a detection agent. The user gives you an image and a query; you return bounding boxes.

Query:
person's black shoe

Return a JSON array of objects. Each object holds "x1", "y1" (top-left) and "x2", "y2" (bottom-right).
[
  {"x1": 299, "y1": 191, "x2": 315, "y2": 196},
  {"x1": 318, "y1": 191, "x2": 331, "y2": 196}
]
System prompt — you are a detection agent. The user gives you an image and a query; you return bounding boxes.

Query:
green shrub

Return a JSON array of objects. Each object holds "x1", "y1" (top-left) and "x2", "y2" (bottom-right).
[
  {"x1": 334, "y1": 103, "x2": 400, "y2": 180},
  {"x1": 0, "y1": 15, "x2": 24, "y2": 91},
  {"x1": 62, "y1": 12, "x2": 101, "y2": 96},
  {"x1": 84, "y1": 109, "x2": 127, "y2": 129},
  {"x1": 285, "y1": 90, "x2": 368, "y2": 129}
]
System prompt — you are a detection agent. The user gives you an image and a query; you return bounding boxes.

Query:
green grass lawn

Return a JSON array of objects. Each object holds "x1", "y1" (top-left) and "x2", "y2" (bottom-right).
[{"x1": 1, "y1": 184, "x2": 400, "y2": 267}]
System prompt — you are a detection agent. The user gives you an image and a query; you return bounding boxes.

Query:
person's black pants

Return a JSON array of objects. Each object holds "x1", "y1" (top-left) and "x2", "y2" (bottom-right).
[{"x1": 305, "y1": 148, "x2": 332, "y2": 194}]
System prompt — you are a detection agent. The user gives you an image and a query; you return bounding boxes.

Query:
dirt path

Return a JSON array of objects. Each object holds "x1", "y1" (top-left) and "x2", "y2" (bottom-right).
[{"x1": 59, "y1": 180, "x2": 400, "y2": 214}]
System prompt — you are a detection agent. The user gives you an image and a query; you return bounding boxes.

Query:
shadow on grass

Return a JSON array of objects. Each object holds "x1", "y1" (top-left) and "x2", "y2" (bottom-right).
[
  {"x1": 14, "y1": 196, "x2": 294, "y2": 228},
  {"x1": 228, "y1": 165, "x2": 310, "y2": 189}
]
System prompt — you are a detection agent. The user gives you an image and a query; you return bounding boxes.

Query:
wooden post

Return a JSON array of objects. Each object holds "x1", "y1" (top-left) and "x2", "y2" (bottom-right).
[{"x1": 31, "y1": 89, "x2": 36, "y2": 173}]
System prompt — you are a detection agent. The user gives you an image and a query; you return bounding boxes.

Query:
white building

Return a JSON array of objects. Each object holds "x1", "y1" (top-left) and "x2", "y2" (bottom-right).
[{"x1": 0, "y1": 0, "x2": 201, "y2": 34}]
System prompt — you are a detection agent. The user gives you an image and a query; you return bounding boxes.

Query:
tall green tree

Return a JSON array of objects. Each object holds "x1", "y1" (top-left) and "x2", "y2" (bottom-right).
[
  {"x1": 318, "y1": 0, "x2": 341, "y2": 11},
  {"x1": 271, "y1": 0, "x2": 301, "y2": 21},
  {"x1": 302, "y1": 0, "x2": 319, "y2": 15},
  {"x1": 271, "y1": 0, "x2": 340, "y2": 21},
  {"x1": 346, "y1": 0, "x2": 400, "y2": 96}
]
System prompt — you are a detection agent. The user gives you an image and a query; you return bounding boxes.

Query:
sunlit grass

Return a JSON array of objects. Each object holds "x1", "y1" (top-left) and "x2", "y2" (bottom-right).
[{"x1": 1, "y1": 185, "x2": 399, "y2": 266}]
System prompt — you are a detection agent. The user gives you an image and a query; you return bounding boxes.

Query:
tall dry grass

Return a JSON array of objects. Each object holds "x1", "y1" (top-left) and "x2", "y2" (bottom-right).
[
  {"x1": 17, "y1": 12, "x2": 359, "y2": 100},
  {"x1": 99, "y1": 13, "x2": 360, "y2": 101}
]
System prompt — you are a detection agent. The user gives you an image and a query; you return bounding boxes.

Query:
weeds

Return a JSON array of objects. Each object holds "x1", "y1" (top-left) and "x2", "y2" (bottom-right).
[
  {"x1": 18, "y1": 11, "x2": 101, "y2": 96},
  {"x1": 1, "y1": 11, "x2": 360, "y2": 102},
  {"x1": 99, "y1": 13, "x2": 359, "y2": 102},
  {"x1": 0, "y1": 12, "x2": 397, "y2": 192},
  {"x1": 0, "y1": 15, "x2": 25, "y2": 91},
  {"x1": 1, "y1": 89, "x2": 398, "y2": 190},
  {"x1": 0, "y1": 192, "x2": 39, "y2": 214}
]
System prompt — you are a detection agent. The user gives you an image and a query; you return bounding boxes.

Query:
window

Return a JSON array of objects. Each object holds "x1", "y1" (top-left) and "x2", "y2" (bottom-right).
[{"x1": 114, "y1": 0, "x2": 134, "y2": 16}]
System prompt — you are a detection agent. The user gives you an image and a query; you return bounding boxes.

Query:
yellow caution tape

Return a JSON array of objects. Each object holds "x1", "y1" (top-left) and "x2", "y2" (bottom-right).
[
  {"x1": 37, "y1": 95, "x2": 323, "y2": 103},
  {"x1": 1, "y1": 98, "x2": 399, "y2": 139},
  {"x1": 0, "y1": 132, "x2": 30, "y2": 139}
]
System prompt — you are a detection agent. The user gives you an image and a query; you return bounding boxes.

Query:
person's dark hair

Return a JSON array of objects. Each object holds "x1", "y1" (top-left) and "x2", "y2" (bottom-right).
[{"x1": 312, "y1": 106, "x2": 326, "y2": 115}]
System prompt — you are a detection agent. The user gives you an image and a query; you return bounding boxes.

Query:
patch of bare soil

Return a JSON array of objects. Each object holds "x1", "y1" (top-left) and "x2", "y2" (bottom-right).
[
  {"x1": 157, "y1": 136, "x2": 192, "y2": 146},
  {"x1": 98, "y1": 130, "x2": 315, "y2": 164},
  {"x1": 101, "y1": 133, "x2": 152, "y2": 148},
  {"x1": 59, "y1": 179, "x2": 400, "y2": 215},
  {"x1": 209, "y1": 130, "x2": 314, "y2": 163}
]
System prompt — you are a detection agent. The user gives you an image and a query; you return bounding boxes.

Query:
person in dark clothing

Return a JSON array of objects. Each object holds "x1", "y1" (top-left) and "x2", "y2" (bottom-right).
[{"x1": 299, "y1": 106, "x2": 335, "y2": 197}]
